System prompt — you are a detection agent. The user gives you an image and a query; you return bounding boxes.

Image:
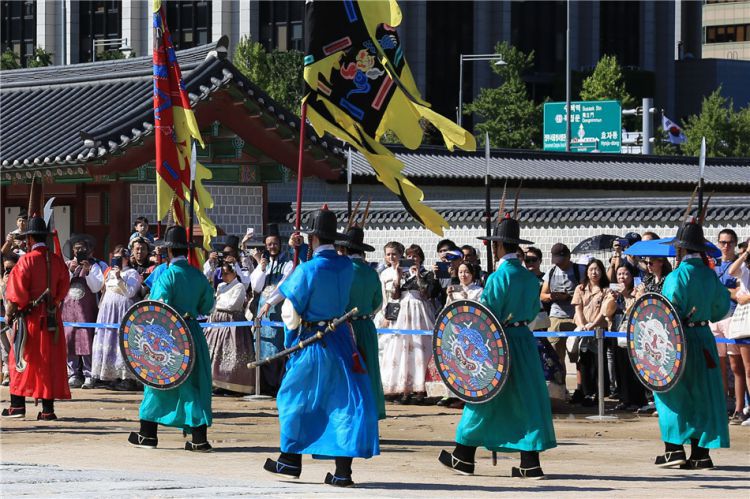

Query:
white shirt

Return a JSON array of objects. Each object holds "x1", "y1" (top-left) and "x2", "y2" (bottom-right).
[
  {"x1": 102, "y1": 266, "x2": 141, "y2": 298},
  {"x1": 249, "y1": 254, "x2": 294, "y2": 306},
  {"x1": 68, "y1": 260, "x2": 107, "y2": 293},
  {"x1": 214, "y1": 278, "x2": 246, "y2": 312}
]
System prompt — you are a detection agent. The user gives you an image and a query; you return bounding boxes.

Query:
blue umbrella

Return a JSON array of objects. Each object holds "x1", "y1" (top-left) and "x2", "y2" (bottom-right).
[{"x1": 624, "y1": 237, "x2": 721, "y2": 258}]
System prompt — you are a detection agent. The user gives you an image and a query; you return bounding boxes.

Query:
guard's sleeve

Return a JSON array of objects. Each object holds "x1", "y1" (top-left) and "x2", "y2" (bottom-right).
[
  {"x1": 149, "y1": 269, "x2": 171, "y2": 304},
  {"x1": 711, "y1": 276, "x2": 731, "y2": 322},
  {"x1": 4, "y1": 255, "x2": 31, "y2": 308},
  {"x1": 281, "y1": 299, "x2": 302, "y2": 330},
  {"x1": 479, "y1": 271, "x2": 505, "y2": 319},
  {"x1": 198, "y1": 277, "x2": 216, "y2": 316},
  {"x1": 279, "y1": 264, "x2": 310, "y2": 317},
  {"x1": 372, "y1": 271, "x2": 384, "y2": 313},
  {"x1": 661, "y1": 270, "x2": 687, "y2": 318}
]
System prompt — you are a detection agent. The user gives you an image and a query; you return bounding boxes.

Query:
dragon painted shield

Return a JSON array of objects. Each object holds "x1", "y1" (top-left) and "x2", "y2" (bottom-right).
[
  {"x1": 626, "y1": 293, "x2": 686, "y2": 392},
  {"x1": 118, "y1": 300, "x2": 194, "y2": 390},
  {"x1": 433, "y1": 300, "x2": 509, "y2": 403}
]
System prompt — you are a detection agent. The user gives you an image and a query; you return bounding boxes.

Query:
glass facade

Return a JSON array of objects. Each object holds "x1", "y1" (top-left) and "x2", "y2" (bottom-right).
[
  {"x1": 0, "y1": 0, "x2": 36, "y2": 66},
  {"x1": 165, "y1": 1, "x2": 211, "y2": 49},
  {"x1": 705, "y1": 24, "x2": 750, "y2": 43},
  {"x1": 79, "y1": 1, "x2": 122, "y2": 62},
  {"x1": 258, "y1": 1, "x2": 303, "y2": 52}
]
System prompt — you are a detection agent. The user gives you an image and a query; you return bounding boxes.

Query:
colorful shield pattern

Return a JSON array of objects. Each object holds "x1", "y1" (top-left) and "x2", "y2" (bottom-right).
[
  {"x1": 118, "y1": 300, "x2": 194, "y2": 390},
  {"x1": 626, "y1": 293, "x2": 686, "y2": 392},
  {"x1": 432, "y1": 300, "x2": 510, "y2": 404}
]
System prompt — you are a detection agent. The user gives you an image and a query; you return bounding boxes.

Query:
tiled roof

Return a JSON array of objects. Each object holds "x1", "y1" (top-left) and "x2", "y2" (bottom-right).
[
  {"x1": 288, "y1": 196, "x2": 750, "y2": 226},
  {"x1": 0, "y1": 38, "x2": 343, "y2": 177},
  {"x1": 348, "y1": 147, "x2": 750, "y2": 188}
]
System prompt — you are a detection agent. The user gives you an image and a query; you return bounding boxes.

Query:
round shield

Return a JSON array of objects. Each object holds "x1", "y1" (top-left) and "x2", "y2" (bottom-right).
[
  {"x1": 118, "y1": 300, "x2": 194, "y2": 390},
  {"x1": 433, "y1": 300, "x2": 510, "y2": 404},
  {"x1": 626, "y1": 292, "x2": 686, "y2": 392}
]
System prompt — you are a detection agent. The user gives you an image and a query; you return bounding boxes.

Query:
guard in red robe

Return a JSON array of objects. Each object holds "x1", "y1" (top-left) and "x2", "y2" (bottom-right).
[{"x1": 2, "y1": 216, "x2": 71, "y2": 420}]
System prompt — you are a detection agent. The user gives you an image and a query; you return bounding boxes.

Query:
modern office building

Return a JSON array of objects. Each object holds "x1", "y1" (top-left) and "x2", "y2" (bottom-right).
[{"x1": 702, "y1": 0, "x2": 750, "y2": 60}]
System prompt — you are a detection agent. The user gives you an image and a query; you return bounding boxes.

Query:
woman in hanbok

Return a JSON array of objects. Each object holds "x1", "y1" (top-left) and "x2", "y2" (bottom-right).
[
  {"x1": 205, "y1": 263, "x2": 255, "y2": 395},
  {"x1": 91, "y1": 245, "x2": 141, "y2": 390},
  {"x1": 380, "y1": 243, "x2": 439, "y2": 405}
]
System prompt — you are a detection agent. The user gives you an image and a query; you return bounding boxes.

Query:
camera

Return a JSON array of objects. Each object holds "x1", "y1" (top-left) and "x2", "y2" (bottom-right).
[
  {"x1": 215, "y1": 251, "x2": 225, "y2": 266},
  {"x1": 110, "y1": 256, "x2": 123, "y2": 268},
  {"x1": 75, "y1": 250, "x2": 87, "y2": 264},
  {"x1": 434, "y1": 261, "x2": 451, "y2": 279}
]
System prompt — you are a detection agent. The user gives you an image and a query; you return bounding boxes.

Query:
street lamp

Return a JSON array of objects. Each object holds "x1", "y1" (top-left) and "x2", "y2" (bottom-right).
[
  {"x1": 458, "y1": 53, "x2": 506, "y2": 128},
  {"x1": 92, "y1": 37, "x2": 131, "y2": 62}
]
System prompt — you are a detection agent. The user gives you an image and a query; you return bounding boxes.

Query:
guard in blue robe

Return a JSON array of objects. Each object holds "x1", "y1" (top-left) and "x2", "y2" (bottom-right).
[
  {"x1": 653, "y1": 218, "x2": 730, "y2": 470},
  {"x1": 439, "y1": 213, "x2": 556, "y2": 479},
  {"x1": 263, "y1": 209, "x2": 379, "y2": 488},
  {"x1": 128, "y1": 226, "x2": 216, "y2": 452}
]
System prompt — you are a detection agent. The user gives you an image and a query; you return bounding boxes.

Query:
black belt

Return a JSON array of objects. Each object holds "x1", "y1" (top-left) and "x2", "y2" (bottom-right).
[
  {"x1": 351, "y1": 314, "x2": 374, "y2": 321},
  {"x1": 686, "y1": 320, "x2": 708, "y2": 328},
  {"x1": 503, "y1": 320, "x2": 529, "y2": 328},
  {"x1": 302, "y1": 319, "x2": 334, "y2": 329}
]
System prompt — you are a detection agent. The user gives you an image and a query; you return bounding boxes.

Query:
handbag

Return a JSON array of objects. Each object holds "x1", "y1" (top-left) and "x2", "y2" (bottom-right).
[
  {"x1": 727, "y1": 302, "x2": 750, "y2": 339},
  {"x1": 384, "y1": 302, "x2": 401, "y2": 322}
]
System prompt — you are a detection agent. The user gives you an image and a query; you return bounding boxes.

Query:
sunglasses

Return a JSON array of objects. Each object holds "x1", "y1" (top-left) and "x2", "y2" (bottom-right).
[
  {"x1": 718, "y1": 240, "x2": 735, "y2": 246},
  {"x1": 524, "y1": 257, "x2": 539, "y2": 264}
]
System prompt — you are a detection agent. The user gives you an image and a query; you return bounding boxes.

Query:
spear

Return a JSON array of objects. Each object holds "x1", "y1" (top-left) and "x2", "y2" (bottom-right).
[{"x1": 484, "y1": 133, "x2": 493, "y2": 271}]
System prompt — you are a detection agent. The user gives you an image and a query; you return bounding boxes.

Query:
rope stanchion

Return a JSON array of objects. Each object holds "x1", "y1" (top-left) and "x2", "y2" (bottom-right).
[{"x1": 1, "y1": 316, "x2": 749, "y2": 344}]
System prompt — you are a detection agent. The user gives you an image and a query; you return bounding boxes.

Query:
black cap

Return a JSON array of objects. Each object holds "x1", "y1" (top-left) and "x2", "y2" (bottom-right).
[
  {"x1": 303, "y1": 208, "x2": 347, "y2": 241},
  {"x1": 16, "y1": 208, "x2": 28, "y2": 220},
  {"x1": 264, "y1": 223, "x2": 281, "y2": 240},
  {"x1": 662, "y1": 220, "x2": 710, "y2": 253},
  {"x1": 20, "y1": 216, "x2": 48, "y2": 237},
  {"x1": 550, "y1": 242, "x2": 571, "y2": 257}
]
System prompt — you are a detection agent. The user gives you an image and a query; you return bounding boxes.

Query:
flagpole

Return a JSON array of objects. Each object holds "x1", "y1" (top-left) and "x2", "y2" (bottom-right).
[
  {"x1": 293, "y1": 101, "x2": 308, "y2": 267},
  {"x1": 347, "y1": 148, "x2": 353, "y2": 219},
  {"x1": 484, "y1": 133, "x2": 493, "y2": 273},
  {"x1": 187, "y1": 141, "x2": 197, "y2": 266},
  {"x1": 698, "y1": 136, "x2": 706, "y2": 217}
]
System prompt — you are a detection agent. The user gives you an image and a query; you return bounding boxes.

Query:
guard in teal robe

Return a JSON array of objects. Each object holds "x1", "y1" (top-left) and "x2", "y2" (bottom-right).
[
  {"x1": 439, "y1": 214, "x2": 556, "y2": 479},
  {"x1": 128, "y1": 226, "x2": 216, "y2": 452},
  {"x1": 653, "y1": 219, "x2": 730, "y2": 470},
  {"x1": 263, "y1": 209, "x2": 379, "y2": 488},
  {"x1": 339, "y1": 226, "x2": 386, "y2": 420}
]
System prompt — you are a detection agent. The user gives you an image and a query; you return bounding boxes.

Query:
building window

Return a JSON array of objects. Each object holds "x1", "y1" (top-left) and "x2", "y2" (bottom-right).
[
  {"x1": 705, "y1": 24, "x2": 750, "y2": 43},
  {"x1": 0, "y1": 0, "x2": 36, "y2": 67},
  {"x1": 79, "y1": 1, "x2": 122, "y2": 62},
  {"x1": 165, "y1": 1, "x2": 211, "y2": 49},
  {"x1": 258, "y1": 1, "x2": 303, "y2": 52}
]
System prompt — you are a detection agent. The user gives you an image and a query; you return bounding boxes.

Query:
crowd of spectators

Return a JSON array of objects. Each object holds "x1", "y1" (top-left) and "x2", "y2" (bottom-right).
[{"x1": 1, "y1": 216, "x2": 748, "y2": 425}]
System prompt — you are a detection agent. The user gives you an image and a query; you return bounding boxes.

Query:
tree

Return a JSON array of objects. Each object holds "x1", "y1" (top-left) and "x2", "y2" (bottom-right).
[
  {"x1": 464, "y1": 42, "x2": 541, "y2": 149},
  {"x1": 27, "y1": 47, "x2": 53, "y2": 68},
  {"x1": 682, "y1": 87, "x2": 750, "y2": 158},
  {"x1": 233, "y1": 36, "x2": 303, "y2": 115},
  {"x1": 1, "y1": 50, "x2": 21, "y2": 70},
  {"x1": 579, "y1": 55, "x2": 635, "y2": 108}
]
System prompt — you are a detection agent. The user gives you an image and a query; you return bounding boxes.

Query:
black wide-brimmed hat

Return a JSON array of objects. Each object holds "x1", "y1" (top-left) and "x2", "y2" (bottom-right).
[
  {"x1": 163, "y1": 225, "x2": 192, "y2": 249},
  {"x1": 337, "y1": 226, "x2": 375, "y2": 253},
  {"x1": 16, "y1": 208, "x2": 28, "y2": 220},
  {"x1": 662, "y1": 219, "x2": 710, "y2": 253},
  {"x1": 63, "y1": 233, "x2": 97, "y2": 259},
  {"x1": 210, "y1": 234, "x2": 240, "y2": 252},
  {"x1": 264, "y1": 223, "x2": 281, "y2": 240},
  {"x1": 478, "y1": 215, "x2": 534, "y2": 245},
  {"x1": 20, "y1": 216, "x2": 49, "y2": 237},
  {"x1": 303, "y1": 208, "x2": 348, "y2": 241}
]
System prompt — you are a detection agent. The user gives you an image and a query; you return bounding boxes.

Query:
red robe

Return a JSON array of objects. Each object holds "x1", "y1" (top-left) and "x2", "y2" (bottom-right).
[{"x1": 5, "y1": 245, "x2": 71, "y2": 400}]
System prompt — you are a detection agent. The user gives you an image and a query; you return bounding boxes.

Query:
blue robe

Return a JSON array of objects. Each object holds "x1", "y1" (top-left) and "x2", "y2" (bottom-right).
[
  {"x1": 456, "y1": 258, "x2": 557, "y2": 452},
  {"x1": 277, "y1": 249, "x2": 380, "y2": 458},
  {"x1": 656, "y1": 257, "x2": 730, "y2": 449},
  {"x1": 139, "y1": 259, "x2": 216, "y2": 430}
]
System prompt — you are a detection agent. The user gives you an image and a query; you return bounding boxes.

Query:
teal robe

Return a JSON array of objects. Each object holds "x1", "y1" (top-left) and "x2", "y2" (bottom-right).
[
  {"x1": 656, "y1": 257, "x2": 730, "y2": 449},
  {"x1": 456, "y1": 258, "x2": 557, "y2": 452},
  {"x1": 347, "y1": 257, "x2": 386, "y2": 420},
  {"x1": 139, "y1": 259, "x2": 216, "y2": 431}
]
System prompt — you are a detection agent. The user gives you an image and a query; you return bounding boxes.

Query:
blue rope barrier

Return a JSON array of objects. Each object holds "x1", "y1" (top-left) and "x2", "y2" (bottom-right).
[{"x1": 1, "y1": 316, "x2": 749, "y2": 344}]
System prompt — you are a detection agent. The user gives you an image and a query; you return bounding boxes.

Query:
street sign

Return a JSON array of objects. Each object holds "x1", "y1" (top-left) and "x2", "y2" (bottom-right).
[{"x1": 543, "y1": 100, "x2": 622, "y2": 153}]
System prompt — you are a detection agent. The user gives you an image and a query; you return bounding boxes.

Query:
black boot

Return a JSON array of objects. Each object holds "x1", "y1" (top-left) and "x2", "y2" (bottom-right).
[
  {"x1": 264, "y1": 452, "x2": 301, "y2": 478},
  {"x1": 1, "y1": 394, "x2": 26, "y2": 418},
  {"x1": 512, "y1": 451, "x2": 545, "y2": 479},
  {"x1": 324, "y1": 457, "x2": 355, "y2": 487},
  {"x1": 681, "y1": 439, "x2": 713, "y2": 469},
  {"x1": 655, "y1": 442, "x2": 686, "y2": 468},
  {"x1": 128, "y1": 420, "x2": 158, "y2": 449},
  {"x1": 184, "y1": 424, "x2": 213, "y2": 452},
  {"x1": 438, "y1": 444, "x2": 476, "y2": 475},
  {"x1": 36, "y1": 398, "x2": 57, "y2": 421}
]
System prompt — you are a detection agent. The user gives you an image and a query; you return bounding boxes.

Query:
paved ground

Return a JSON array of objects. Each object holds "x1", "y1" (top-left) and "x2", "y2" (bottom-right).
[{"x1": 1, "y1": 387, "x2": 748, "y2": 497}]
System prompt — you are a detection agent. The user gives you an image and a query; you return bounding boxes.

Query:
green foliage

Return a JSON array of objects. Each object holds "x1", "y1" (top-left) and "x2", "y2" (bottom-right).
[
  {"x1": 682, "y1": 87, "x2": 750, "y2": 158},
  {"x1": 579, "y1": 55, "x2": 635, "y2": 108},
  {"x1": 1, "y1": 50, "x2": 21, "y2": 70},
  {"x1": 233, "y1": 36, "x2": 303, "y2": 115},
  {"x1": 96, "y1": 49, "x2": 125, "y2": 61},
  {"x1": 27, "y1": 47, "x2": 54, "y2": 68},
  {"x1": 652, "y1": 126, "x2": 684, "y2": 156},
  {"x1": 464, "y1": 42, "x2": 541, "y2": 149}
]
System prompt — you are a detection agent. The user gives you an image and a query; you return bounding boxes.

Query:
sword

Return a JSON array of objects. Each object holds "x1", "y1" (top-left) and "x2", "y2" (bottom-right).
[
  {"x1": 247, "y1": 307, "x2": 359, "y2": 368},
  {"x1": 7, "y1": 288, "x2": 50, "y2": 373}
]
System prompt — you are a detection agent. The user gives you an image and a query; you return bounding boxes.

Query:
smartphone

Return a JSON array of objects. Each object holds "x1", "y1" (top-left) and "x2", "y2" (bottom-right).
[
  {"x1": 262, "y1": 250, "x2": 270, "y2": 260},
  {"x1": 110, "y1": 256, "x2": 123, "y2": 268},
  {"x1": 398, "y1": 258, "x2": 413, "y2": 270},
  {"x1": 435, "y1": 261, "x2": 450, "y2": 279},
  {"x1": 609, "y1": 283, "x2": 622, "y2": 292}
]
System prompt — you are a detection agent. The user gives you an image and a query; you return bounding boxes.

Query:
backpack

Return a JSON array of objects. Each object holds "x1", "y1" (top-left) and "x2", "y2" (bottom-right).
[{"x1": 543, "y1": 264, "x2": 580, "y2": 314}]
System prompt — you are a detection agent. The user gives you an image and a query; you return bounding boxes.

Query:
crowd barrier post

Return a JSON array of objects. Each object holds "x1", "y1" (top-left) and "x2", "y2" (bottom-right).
[
  {"x1": 586, "y1": 327, "x2": 618, "y2": 421},
  {"x1": 242, "y1": 317, "x2": 273, "y2": 402}
]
